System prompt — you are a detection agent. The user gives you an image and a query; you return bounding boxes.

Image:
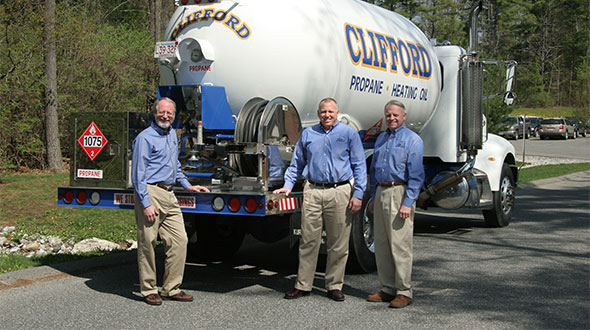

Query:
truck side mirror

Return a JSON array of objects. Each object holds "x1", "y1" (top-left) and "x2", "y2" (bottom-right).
[
  {"x1": 504, "y1": 61, "x2": 517, "y2": 106},
  {"x1": 504, "y1": 91, "x2": 515, "y2": 106}
]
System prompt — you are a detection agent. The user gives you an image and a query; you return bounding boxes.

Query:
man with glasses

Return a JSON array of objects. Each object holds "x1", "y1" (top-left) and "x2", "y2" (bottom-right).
[{"x1": 132, "y1": 97, "x2": 209, "y2": 305}]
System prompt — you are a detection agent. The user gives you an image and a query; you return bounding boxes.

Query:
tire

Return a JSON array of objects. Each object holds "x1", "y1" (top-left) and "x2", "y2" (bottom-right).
[
  {"x1": 185, "y1": 214, "x2": 246, "y2": 261},
  {"x1": 346, "y1": 190, "x2": 376, "y2": 273},
  {"x1": 564, "y1": 131, "x2": 568, "y2": 140},
  {"x1": 525, "y1": 129, "x2": 530, "y2": 139},
  {"x1": 483, "y1": 163, "x2": 515, "y2": 227},
  {"x1": 573, "y1": 131, "x2": 577, "y2": 139}
]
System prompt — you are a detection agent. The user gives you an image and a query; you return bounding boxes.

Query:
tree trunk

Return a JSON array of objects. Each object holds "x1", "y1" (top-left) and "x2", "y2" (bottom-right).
[
  {"x1": 44, "y1": 0, "x2": 63, "y2": 171},
  {"x1": 155, "y1": 0, "x2": 162, "y2": 42}
]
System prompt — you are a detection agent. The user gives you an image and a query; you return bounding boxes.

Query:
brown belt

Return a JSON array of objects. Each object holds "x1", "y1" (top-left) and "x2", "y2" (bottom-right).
[
  {"x1": 378, "y1": 182, "x2": 406, "y2": 187},
  {"x1": 308, "y1": 180, "x2": 349, "y2": 189},
  {"x1": 150, "y1": 183, "x2": 174, "y2": 191}
]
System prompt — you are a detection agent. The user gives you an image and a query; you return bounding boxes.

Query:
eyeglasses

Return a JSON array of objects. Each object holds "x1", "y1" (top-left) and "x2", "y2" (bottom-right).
[{"x1": 156, "y1": 110, "x2": 175, "y2": 116}]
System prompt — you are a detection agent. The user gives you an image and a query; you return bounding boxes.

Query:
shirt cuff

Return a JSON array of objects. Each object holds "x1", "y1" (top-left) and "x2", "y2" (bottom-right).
[{"x1": 352, "y1": 190, "x2": 364, "y2": 200}]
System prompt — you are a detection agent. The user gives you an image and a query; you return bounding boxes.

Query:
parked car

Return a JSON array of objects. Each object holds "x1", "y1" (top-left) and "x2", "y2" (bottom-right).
[
  {"x1": 525, "y1": 116, "x2": 541, "y2": 137},
  {"x1": 538, "y1": 117, "x2": 576, "y2": 140},
  {"x1": 565, "y1": 117, "x2": 580, "y2": 138},
  {"x1": 578, "y1": 118, "x2": 589, "y2": 137},
  {"x1": 497, "y1": 116, "x2": 530, "y2": 139}
]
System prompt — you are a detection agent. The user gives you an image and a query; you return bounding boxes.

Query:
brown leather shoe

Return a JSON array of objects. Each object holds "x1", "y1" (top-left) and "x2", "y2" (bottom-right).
[
  {"x1": 327, "y1": 289, "x2": 345, "y2": 302},
  {"x1": 284, "y1": 288, "x2": 310, "y2": 299},
  {"x1": 163, "y1": 291, "x2": 193, "y2": 302},
  {"x1": 143, "y1": 293, "x2": 162, "y2": 306},
  {"x1": 389, "y1": 294, "x2": 412, "y2": 308},
  {"x1": 367, "y1": 291, "x2": 395, "y2": 302}
]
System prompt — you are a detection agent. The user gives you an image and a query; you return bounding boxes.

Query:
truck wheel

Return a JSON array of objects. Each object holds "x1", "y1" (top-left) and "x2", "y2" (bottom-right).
[
  {"x1": 185, "y1": 214, "x2": 246, "y2": 261},
  {"x1": 483, "y1": 163, "x2": 514, "y2": 227},
  {"x1": 346, "y1": 192, "x2": 376, "y2": 273}
]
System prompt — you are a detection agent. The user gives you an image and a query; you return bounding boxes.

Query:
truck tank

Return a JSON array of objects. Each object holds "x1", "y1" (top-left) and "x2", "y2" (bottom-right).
[{"x1": 159, "y1": 0, "x2": 442, "y2": 133}]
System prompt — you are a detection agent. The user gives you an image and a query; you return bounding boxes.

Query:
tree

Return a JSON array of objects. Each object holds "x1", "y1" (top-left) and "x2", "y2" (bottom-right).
[{"x1": 44, "y1": 0, "x2": 63, "y2": 171}]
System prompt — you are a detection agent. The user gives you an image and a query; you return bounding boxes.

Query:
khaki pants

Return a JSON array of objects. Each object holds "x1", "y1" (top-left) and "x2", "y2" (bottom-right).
[
  {"x1": 295, "y1": 182, "x2": 352, "y2": 291},
  {"x1": 374, "y1": 185, "x2": 415, "y2": 298},
  {"x1": 134, "y1": 184, "x2": 188, "y2": 297}
]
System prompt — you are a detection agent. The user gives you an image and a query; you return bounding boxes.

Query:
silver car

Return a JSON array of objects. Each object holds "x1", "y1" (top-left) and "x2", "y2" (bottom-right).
[{"x1": 538, "y1": 118, "x2": 576, "y2": 140}]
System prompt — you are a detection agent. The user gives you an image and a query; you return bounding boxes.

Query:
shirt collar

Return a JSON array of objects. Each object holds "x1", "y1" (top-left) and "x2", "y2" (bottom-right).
[
  {"x1": 387, "y1": 123, "x2": 406, "y2": 135},
  {"x1": 319, "y1": 121, "x2": 340, "y2": 133}
]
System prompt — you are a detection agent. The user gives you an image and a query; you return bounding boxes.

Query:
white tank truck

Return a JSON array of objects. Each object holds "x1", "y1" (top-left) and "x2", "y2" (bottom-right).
[{"x1": 58, "y1": 0, "x2": 517, "y2": 272}]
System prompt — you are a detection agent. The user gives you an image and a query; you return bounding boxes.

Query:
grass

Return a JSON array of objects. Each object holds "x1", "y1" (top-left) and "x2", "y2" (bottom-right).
[
  {"x1": 0, "y1": 251, "x2": 113, "y2": 274},
  {"x1": 1, "y1": 163, "x2": 589, "y2": 273},
  {"x1": 518, "y1": 162, "x2": 590, "y2": 183},
  {"x1": 0, "y1": 171, "x2": 135, "y2": 242},
  {"x1": 0, "y1": 171, "x2": 136, "y2": 273},
  {"x1": 511, "y1": 106, "x2": 584, "y2": 118}
]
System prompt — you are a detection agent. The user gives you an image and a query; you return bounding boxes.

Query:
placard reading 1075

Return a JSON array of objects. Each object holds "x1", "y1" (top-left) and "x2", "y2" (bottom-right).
[{"x1": 83, "y1": 135, "x2": 103, "y2": 147}]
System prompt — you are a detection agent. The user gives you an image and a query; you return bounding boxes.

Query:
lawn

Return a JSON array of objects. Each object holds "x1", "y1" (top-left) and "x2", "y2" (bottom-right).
[{"x1": 0, "y1": 172, "x2": 135, "y2": 244}]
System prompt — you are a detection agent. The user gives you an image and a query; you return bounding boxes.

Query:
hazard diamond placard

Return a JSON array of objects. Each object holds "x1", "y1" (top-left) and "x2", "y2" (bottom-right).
[{"x1": 77, "y1": 121, "x2": 108, "y2": 161}]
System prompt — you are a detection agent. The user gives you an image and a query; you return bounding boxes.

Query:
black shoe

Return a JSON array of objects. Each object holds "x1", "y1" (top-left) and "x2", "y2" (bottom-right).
[
  {"x1": 327, "y1": 289, "x2": 345, "y2": 302},
  {"x1": 284, "y1": 288, "x2": 310, "y2": 299}
]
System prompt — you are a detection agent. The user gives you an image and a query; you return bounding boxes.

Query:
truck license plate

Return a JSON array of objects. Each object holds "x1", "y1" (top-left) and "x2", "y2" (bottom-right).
[{"x1": 154, "y1": 41, "x2": 177, "y2": 58}]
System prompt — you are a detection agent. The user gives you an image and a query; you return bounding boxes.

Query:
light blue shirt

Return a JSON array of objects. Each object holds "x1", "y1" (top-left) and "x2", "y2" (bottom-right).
[
  {"x1": 370, "y1": 124, "x2": 424, "y2": 207},
  {"x1": 132, "y1": 122, "x2": 191, "y2": 208},
  {"x1": 283, "y1": 121, "x2": 367, "y2": 200}
]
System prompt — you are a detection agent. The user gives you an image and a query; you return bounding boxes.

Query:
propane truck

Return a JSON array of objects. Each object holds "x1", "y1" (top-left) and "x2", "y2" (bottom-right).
[{"x1": 57, "y1": 0, "x2": 518, "y2": 272}]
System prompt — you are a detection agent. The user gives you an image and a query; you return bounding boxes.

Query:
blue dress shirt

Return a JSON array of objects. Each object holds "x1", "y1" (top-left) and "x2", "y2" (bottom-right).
[
  {"x1": 132, "y1": 122, "x2": 191, "y2": 208},
  {"x1": 283, "y1": 121, "x2": 367, "y2": 200},
  {"x1": 370, "y1": 124, "x2": 425, "y2": 207}
]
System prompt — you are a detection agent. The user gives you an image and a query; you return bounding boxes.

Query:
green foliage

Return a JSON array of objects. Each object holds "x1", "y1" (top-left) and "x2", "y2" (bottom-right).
[
  {"x1": 0, "y1": 1, "x2": 157, "y2": 169},
  {"x1": 518, "y1": 163, "x2": 590, "y2": 183},
  {"x1": 0, "y1": 250, "x2": 116, "y2": 273}
]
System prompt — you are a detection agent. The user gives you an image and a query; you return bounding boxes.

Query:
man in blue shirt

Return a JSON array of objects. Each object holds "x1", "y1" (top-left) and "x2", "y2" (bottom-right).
[
  {"x1": 274, "y1": 97, "x2": 366, "y2": 302},
  {"x1": 132, "y1": 97, "x2": 209, "y2": 306},
  {"x1": 367, "y1": 100, "x2": 424, "y2": 308}
]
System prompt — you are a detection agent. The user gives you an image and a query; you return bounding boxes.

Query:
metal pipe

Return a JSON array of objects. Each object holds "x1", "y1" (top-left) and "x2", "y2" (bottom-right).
[{"x1": 468, "y1": 1, "x2": 485, "y2": 55}]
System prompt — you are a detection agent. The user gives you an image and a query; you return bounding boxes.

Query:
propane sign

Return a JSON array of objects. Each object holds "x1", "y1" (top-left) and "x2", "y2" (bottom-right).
[{"x1": 77, "y1": 121, "x2": 108, "y2": 161}]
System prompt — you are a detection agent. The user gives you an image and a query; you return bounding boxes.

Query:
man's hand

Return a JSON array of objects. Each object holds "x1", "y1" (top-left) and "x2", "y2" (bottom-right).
[
  {"x1": 348, "y1": 197, "x2": 362, "y2": 214},
  {"x1": 143, "y1": 205, "x2": 158, "y2": 223},
  {"x1": 399, "y1": 205, "x2": 412, "y2": 219},
  {"x1": 186, "y1": 185, "x2": 210, "y2": 193},
  {"x1": 273, "y1": 187, "x2": 292, "y2": 196}
]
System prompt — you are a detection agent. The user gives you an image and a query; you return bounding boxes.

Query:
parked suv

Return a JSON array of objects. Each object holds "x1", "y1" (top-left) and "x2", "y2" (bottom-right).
[
  {"x1": 538, "y1": 118, "x2": 576, "y2": 140},
  {"x1": 525, "y1": 116, "x2": 541, "y2": 137},
  {"x1": 565, "y1": 117, "x2": 580, "y2": 138},
  {"x1": 497, "y1": 116, "x2": 530, "y2": 139},
  {"x1": 578, "y1": 118, "x2": 589, "y2": 137}
]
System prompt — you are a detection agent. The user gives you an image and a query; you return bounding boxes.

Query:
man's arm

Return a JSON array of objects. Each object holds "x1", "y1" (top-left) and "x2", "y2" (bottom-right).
[
  {"x1": 274, "y1": 131, "x2": 307, "y2": 196},
  {"x1": 349, "y1": 130, "x2": 367, "y2": 200},
  {"x1": 131, "y1": 136, "x2": 152, "y2": 209},
  {"x1": 401, "y1": 136, "x2": 425, "y2": 209}
]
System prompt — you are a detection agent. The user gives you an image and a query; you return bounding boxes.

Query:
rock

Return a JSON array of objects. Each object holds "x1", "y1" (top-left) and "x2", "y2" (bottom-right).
[
  {"x1": 72, "y1": 238, "x2": 123, "y2": 254},
  {"x1": 23, "y1": 242, "x2": 40, "y2": 252},
  {"x1": 125, "y1": 239, "x2": 137, "y2": 250},
  {"x1": 1, "y1": 226, "x2": 15, "y2": 235}
]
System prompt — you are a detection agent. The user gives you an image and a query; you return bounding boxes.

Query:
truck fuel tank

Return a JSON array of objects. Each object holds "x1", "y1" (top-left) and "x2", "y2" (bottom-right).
[{"x1": 158, "y1": 0, "x2": 442, "y2": 134}]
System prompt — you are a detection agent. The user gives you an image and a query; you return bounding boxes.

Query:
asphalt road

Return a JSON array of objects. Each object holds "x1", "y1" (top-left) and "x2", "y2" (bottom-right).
[
  {"x1": 508, "y1": 134, "x2": 590, "y2": 160},
  {"x1": 1, "y1": 171, "x2": 589, "y2": 330}
]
